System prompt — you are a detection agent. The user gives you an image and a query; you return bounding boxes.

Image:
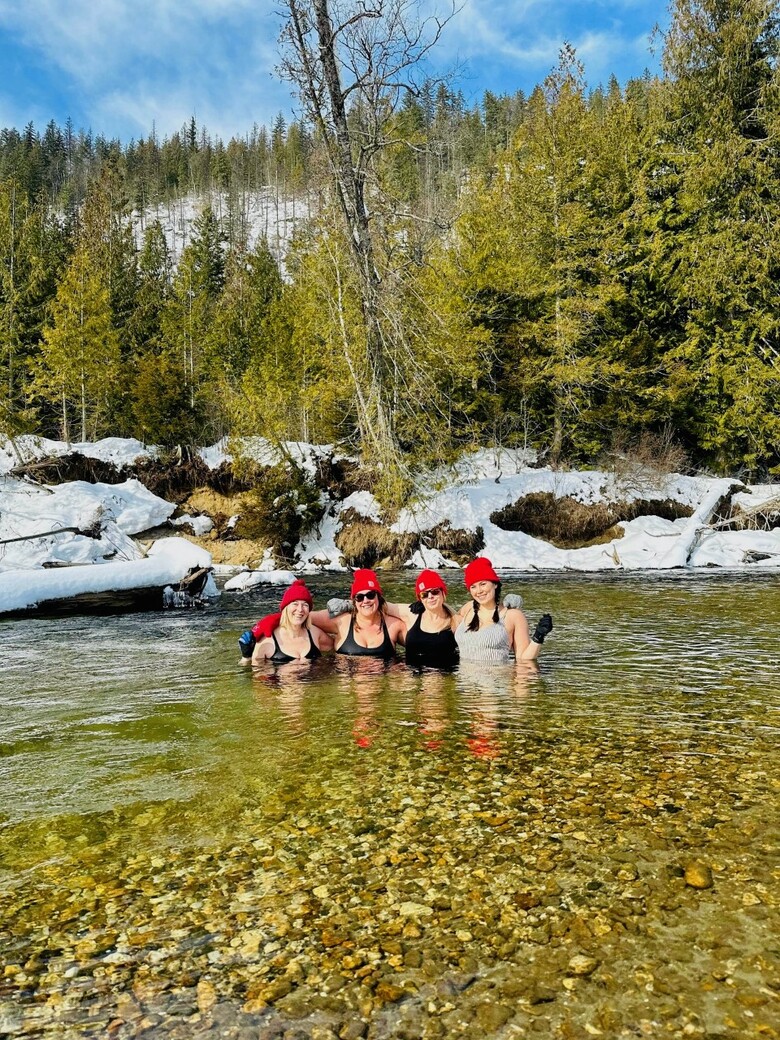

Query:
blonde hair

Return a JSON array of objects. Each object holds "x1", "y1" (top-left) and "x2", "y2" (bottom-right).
[{"x1": 278, "y1": 602, "x2": 311, "y2": 633}]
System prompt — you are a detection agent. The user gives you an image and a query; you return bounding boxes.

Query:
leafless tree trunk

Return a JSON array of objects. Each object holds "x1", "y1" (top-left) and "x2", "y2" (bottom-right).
[{"x1": 278, "y1": 0, "x2": 455, "y2": 487}]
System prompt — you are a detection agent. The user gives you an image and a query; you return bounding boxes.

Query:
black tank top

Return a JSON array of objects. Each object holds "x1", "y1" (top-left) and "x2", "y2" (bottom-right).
[
  {"x1": 270, "y1": 630, "x2": 322, "y2": 663},
  {"x1": 405, "y1": 613, "x2": 458, "y2": 669},
  {"x1": 336, "y1": 616, "x2": 396, "y2": 659}
]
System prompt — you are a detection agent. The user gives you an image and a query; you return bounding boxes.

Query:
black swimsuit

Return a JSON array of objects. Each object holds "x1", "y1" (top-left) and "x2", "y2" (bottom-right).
[
  {"x1": 269, "y1": 631, "x2": 322, "y2": 663},
  {"x1": 336, "y1": 616, "x2": 396, "y2": 659},
  {"x1": 405, "y1": 613, "x2": 459, "y2": 669}
]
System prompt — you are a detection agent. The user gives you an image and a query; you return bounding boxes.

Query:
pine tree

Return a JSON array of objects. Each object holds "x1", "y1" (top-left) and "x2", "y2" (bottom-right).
[
  {"x1": 34, "y1": 241, "x2": 120, "y2": 442},
  {"x1": 0, "y1": 181, "x2": 68, "y2": 442},
  {"x1": 652, "y1": 0, "x2": 780, "y2": 473},
  {"x1": 457, "y1": 47, "x2": 629, "y2": 461},
  {"x1": 210, "y1": 235, "x2": 284, "y2": 382},
  {"x1": 160, "y1": 205, "x2": 225, "y2": 422}
]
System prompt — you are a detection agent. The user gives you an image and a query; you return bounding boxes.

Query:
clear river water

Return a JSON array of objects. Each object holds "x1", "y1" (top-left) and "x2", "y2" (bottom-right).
[{"x1": 1, "y1": 571, "x2": 779, "y2": 1039}]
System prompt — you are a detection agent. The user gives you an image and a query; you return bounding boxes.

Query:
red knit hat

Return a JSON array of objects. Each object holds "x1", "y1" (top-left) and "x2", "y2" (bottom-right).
[
  {"x1": 279, "y1": 579, "x2": 313, "y2": 612},
  {"x1": 350, "y1": 568, "x2": 382, "y2": 598},
  {"x1": 463, "y1": 557, "x2": 500, "y2": 588},
  {"x1": 415, "y1": 569, "x2": 448, "y2": 599}
]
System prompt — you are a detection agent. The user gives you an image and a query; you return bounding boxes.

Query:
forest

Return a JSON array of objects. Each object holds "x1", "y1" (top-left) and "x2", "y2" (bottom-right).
[{"x1": 1, "y1": 0, "x2": 779, "y2": 507}]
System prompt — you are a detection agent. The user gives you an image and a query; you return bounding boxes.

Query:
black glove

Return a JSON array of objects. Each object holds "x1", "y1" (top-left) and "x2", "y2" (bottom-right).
[
  {"x1": 408, "y1": 601, "x2": 424, "y2": 615},
  {"x1": 238, "y1": 630, "x2": 256, "y2": 658},
  {"x1": 532, "y1": 614, "x2": 553, "y2": 644}
]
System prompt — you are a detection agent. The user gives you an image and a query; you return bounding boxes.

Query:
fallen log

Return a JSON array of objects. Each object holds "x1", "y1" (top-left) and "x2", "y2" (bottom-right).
[
  {"x1": 0, "y1": 539, "x2": 214, "y2": 618},
  {"x1": 0, "y1": 519, "x2": 104, "y2": 545},
  {"x1": 656, "y1": 479, "x2": 746, "y2": 568}
]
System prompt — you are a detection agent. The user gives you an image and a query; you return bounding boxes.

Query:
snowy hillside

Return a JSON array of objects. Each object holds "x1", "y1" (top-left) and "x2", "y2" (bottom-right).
[{"x1": 132, "y1": 189, "x2": 314, "y2": 266}]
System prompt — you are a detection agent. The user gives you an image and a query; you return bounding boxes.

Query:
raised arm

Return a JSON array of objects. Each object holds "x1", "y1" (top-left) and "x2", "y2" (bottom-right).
[
  {"x1": 382, "y1": 600, "x2": 415, "y2": 624},
  {"x1": 308, "y1": 608, "x2": 343, "y2": 636},
  {"x1": 513, "y1": 612, "x2": 553, "y2": 662}
]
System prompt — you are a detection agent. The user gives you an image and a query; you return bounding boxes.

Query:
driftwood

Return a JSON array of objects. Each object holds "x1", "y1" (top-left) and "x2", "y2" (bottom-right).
[
  {"x1": 0, "y1": 519, "x2": 103, "y2": 546},
  {"x1": 657, "y1": 479, "x2": 746, "y2": 568},
  {"x1": 162, "y1": 566, "x2": 213, "y2": 608},
  {"x1": 709, "y1": 493, "x2": 780, "y2": 532}
]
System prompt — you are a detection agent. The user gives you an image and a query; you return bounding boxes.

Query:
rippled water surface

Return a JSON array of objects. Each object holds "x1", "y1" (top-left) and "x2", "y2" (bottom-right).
[{"x1": 1, "y1": 572, "x2": 779, "y2": 1039}]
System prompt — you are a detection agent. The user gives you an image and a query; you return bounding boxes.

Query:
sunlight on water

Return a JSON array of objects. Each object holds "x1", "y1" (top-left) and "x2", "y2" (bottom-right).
[{"x1": 1, "y1": 571, "x2": 778, "y2": 1038}]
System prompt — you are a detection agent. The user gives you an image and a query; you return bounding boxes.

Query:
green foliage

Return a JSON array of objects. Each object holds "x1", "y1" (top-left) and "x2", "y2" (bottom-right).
[
  {"x1": 3, "y1": 4, "x2": 780, "y2": 477},
  {"x1": 232, "y1": 461, "x2": 325, "y2": 562},
  {"x1": 130, "y1": 347, "x2": 204, "y2": 446},
  {"x1": 33, "y1": 241, "x2": 120, "y2": 442}
]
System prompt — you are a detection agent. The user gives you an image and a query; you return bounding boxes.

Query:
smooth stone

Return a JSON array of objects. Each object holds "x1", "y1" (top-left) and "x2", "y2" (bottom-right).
[
  {"x1": 567, "y1": 955, "x2": 599, "y2": 977},
  {"x1": 684, "y1": 863, "x2": 713, "y2": 889}
]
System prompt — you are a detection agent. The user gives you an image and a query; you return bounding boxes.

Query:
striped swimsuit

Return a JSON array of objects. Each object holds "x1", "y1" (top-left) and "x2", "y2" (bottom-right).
[{"x1": 454, "y1": 614, "x2": 512, "y2": 664}]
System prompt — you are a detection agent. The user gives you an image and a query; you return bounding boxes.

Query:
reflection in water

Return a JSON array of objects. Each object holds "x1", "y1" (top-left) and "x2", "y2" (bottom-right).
[{"x1": 1, "y1": 572, "x2": 779, "y2": 1038}]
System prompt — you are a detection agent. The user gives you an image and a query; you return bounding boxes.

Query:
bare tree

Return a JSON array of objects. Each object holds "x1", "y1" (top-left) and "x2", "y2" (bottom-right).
[{"x1": 277, "y1": 0, "x2": 456, "y2": 494}]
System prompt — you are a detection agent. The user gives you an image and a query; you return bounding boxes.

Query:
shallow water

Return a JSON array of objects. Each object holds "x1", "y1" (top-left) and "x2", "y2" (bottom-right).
[{"x1": 1, "y1": 572, "x2": 779, "y2": 1038}]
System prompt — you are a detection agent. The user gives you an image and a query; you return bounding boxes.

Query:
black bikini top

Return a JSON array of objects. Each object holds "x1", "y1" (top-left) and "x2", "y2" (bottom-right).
[
  {"x1": 269, "y1": 630, "x2": 322, "y2": 663},
  {"x1": 336, "y1": 615, "x2": 396, "y2": 659}
]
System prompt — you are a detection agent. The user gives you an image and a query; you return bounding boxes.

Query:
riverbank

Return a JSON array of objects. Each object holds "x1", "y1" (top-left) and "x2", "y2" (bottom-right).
[{"x1": 1, "y1": 435, "x2": 779, "y2": 614}]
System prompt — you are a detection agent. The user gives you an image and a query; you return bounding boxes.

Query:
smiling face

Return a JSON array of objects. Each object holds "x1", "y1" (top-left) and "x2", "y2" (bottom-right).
[
  {"x1": 469, "y1": 580, "x2": 498, "y2": 607},
  {"x1": 282, "y1": 600, "x2": 311, "y2": 629},
  {"x1": 420, "y1": 587, "x2": 444, "y2": 612},
  {"x1": 354, "y1": 589, "x2": 381, "y2": 618}
]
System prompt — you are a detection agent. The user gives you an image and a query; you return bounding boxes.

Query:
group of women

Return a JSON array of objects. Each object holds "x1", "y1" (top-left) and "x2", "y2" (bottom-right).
[{"x1": 238, "y1": 558, "x2": 553, "y2": 671}]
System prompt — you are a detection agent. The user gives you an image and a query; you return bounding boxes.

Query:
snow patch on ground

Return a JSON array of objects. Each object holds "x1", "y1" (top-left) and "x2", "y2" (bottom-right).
[
  {"x1": 1, "y1": 438, "x2": 778, "y2": 615},
  {"x1": 0, "y1": 436, "x2": 156, "y2": 475},
  {"x1": 223, "y1": 569, "x2": 297, "y2": 592},
  {"x1": 0, "y1": 477, "x2": 176, "y2": 572},
  {"x1": 132, "y1": 190, "x2": 313, "y2": 270},
  {"x1": 0, "y1": 538, "x2": 211, "y2": 614}
]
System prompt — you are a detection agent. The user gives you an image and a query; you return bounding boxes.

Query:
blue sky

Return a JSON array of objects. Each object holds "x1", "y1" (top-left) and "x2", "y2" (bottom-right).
[{"x1": 0, "y1": 0, "x2": 669, "y2": 144}]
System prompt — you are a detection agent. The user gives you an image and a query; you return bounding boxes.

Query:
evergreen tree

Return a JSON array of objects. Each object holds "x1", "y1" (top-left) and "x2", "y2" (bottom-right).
[
  {"x1": 210, "y1": 235, "x2": 284, "y2": 382},
  {"x1": 34, "y1": 240, "x2": 120, "y2": 442},
  {"x1": 457, "y1": 47, "x2": 629, "y2": 461},
  {"x1": 652, "y1": 0, "x2": 780, "y2": 473},
  {"x1": 160, "y1": 205, "x2": 225, "y2": 430},
  {"x1": 0, "y1": 181, "x2": 69, "y2": 441}
]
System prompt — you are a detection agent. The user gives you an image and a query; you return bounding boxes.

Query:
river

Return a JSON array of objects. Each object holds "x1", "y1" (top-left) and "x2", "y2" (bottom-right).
[{"x1": 1, "y1": 571, "x2": 778, "y2": 1038}]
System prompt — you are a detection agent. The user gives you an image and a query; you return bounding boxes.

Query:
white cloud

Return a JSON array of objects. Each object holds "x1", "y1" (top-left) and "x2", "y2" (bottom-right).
[
  {"x1": 0, "y1": 0, "x2": 665, "y2": 139},
  {"x1": 0, "y1": 0, "x2": 290, "y2": 138},
  {"x1": 433, "y1": 0, "x2": 661, "y2": 89}
]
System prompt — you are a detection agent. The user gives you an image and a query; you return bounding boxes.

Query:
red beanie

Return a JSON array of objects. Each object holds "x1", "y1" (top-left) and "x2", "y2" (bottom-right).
[
  {"x1": 415, "y1": 569, "x2": 448, "y2": 599},
  {"x1": 279, "y1": 579, "x2": 313, "y2": 612},
  {"x1": 350, "y1": 568, "x2": 382, "y2": 598},
  {"x1": 463, "y1": 557, "x2": 500, "y2": 588}
]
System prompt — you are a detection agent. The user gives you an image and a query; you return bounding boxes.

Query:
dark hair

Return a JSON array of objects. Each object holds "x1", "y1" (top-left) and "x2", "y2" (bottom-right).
[
  {"x1": 352, "y1": 592, "x2": 386, "y2": 624},
  {"x1": 466, "y1": 581, "x2": 501, "y2": 632}
]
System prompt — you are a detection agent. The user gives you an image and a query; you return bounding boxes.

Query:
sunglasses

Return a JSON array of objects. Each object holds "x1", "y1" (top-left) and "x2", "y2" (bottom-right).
[
  {"x1": 355, "y1": 590, "x2": 378, "y2": 602},
  {"x1": 420, "y1": 588, "x2": 442, "y2": 600}
]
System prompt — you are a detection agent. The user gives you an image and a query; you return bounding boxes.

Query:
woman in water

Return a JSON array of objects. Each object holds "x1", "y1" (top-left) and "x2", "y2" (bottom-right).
[
  {"x1": 382, "y1": 569, "x2": 459, "y2": 669},
  {"x1": 455, "y1": 557, "x2": 552, "y2": 664},
  {"x1": 241, "y1": 579, "x2": 333, "y2": 666},
  {"x1": 309, "y1": 569, "x2": 405, "y2": 659}
]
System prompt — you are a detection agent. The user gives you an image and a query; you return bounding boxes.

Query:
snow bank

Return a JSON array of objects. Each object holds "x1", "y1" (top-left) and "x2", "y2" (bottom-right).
[
  {"x1": 198, "y1": 436, "x2": 345, "y2": 479},
  {"x1": 223, "y1": 568, "x2": 297, "y2": 592},
  {"x1": 388, "y1": 457, "x2": 779, "y2": 573},
  {"x1": 0, "y1": 538, "x2": 211, "y2": 615},
  {"x1": 1, "y1": 439, "x2": 778, "y2": 586},
  {"x1": 0, "y1": 436, "x2": 156, "y2": 475},
  {"x1": 0, "y1": 477, "x2": 176, "y2": 572}
]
